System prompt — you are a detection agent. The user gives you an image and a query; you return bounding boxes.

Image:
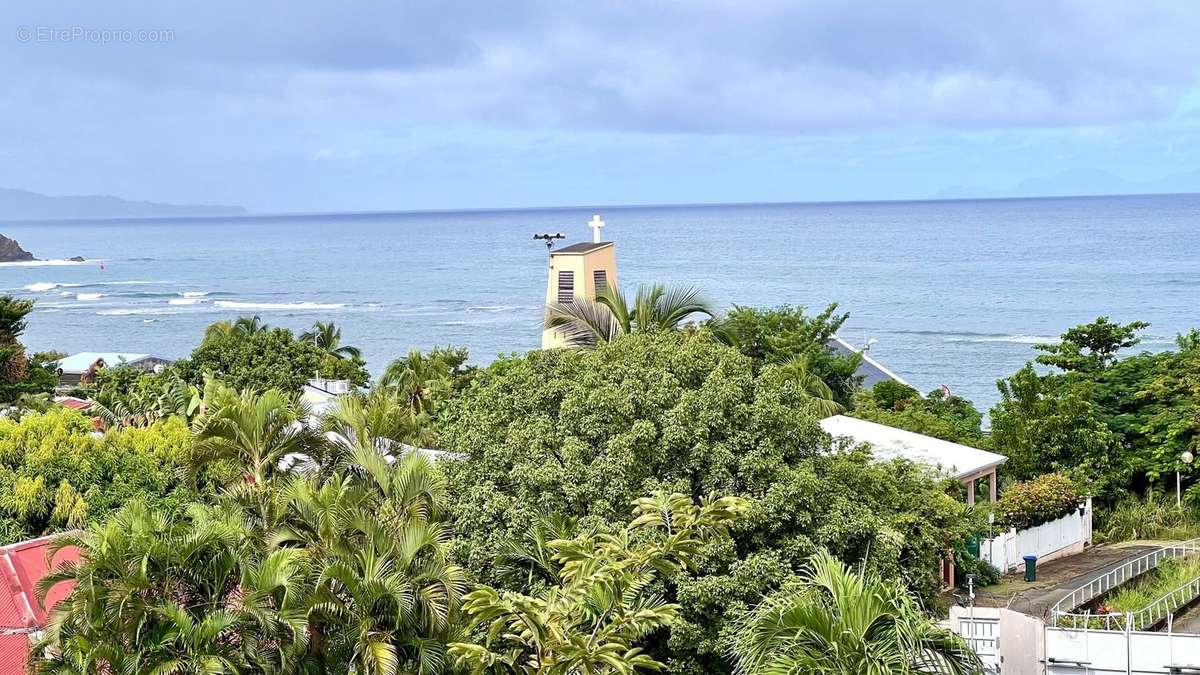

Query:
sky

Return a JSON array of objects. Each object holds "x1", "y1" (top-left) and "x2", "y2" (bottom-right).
[{"x1": 4, "y1": 1, "x2": 1200, "y2": 213}]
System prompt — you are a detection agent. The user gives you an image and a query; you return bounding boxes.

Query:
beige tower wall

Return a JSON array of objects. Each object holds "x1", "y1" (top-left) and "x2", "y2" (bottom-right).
[{"x1": 541, "y1": 243, "x2": 619, "y2": 349}]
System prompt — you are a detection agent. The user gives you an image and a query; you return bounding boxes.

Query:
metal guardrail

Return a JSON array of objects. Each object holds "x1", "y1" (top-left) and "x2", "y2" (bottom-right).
[{"x1": 1050, "y1": 537, "x2": 1200, "y2": 631}]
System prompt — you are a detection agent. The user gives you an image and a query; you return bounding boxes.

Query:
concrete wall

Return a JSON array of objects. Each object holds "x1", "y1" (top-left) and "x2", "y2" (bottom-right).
[{"x1": 1045, "y1": 627, "x2": 1200, "y2": 674}]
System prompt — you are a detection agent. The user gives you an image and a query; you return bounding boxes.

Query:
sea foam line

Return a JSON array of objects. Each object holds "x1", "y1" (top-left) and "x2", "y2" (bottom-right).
[{"x1": 214, "y1": 300, "x2": 346, "y2": 310}]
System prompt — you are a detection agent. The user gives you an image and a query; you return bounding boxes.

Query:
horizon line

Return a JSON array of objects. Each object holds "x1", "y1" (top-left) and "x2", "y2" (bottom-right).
[{"x1": 4, "y1": 189, "x2": 1199, "y2": 225}]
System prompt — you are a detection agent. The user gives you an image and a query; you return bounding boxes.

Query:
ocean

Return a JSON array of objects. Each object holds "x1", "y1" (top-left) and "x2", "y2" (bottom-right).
[{"x1": 1, "y1": 193, "x2": 1197, "y2": 411}]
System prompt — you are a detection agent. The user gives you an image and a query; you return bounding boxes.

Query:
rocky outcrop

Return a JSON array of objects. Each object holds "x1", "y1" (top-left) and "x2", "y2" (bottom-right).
[{"x1": 0, "y1": 235, "x2": 35, "y2": 262}]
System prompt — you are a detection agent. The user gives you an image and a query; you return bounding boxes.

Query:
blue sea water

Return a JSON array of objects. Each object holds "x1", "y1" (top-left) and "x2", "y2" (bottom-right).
[{"x1": 1, "y1": 193, "x2": 1197, "y2": 411}]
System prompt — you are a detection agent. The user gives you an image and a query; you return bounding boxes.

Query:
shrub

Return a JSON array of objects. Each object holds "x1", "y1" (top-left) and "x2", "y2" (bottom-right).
[
  {"x1": 996, "y1": 472, "x2": 1080, "y2": 530},
  {"x1": 1097, "y1": 497, "x2": 1200, "y2": 542}
]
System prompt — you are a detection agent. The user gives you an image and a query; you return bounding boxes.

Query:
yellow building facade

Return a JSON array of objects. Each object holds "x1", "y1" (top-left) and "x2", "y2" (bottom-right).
[{"x1": 541, "y1": 221, "x2": 619, "y2": 348}]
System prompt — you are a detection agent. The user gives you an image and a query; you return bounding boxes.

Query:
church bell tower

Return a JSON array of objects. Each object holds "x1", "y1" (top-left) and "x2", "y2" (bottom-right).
[{"x1": 540, "y1": 214, "x2": 619, "y2": 349}]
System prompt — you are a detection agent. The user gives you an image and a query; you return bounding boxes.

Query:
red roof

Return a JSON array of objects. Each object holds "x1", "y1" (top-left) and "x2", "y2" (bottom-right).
[
  {"x1": 54, "y1": 397, "x2": 93, "y2": 411},
  {"x1": 0, "y1": 534, "x2": 79, "y2": 673}
]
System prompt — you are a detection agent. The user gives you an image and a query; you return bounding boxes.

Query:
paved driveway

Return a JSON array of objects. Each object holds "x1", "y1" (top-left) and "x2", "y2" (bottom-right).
[{"x1": 973, "y1": 542, "x2": 1161, "y2": 617}]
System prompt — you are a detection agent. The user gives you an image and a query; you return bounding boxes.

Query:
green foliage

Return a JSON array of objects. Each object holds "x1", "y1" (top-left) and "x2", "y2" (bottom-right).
[
  {"x1": 379, "y1": 349, "x2": 458, "y2": 418},
  {"x1": 1034, "y1": 316, "x2": 1149, "y2": 373},
  {"x1": 1095, "y1": 497, "x2": 1200, "y2": 543},
  {"x1": 952, "y1": 546, "x2": 1000, "y2": 589},
  {"x1": 990, "y1": 318, "x2": 1200, "y2": 496},
  {"x1": 0, "y1": 296, "x2": 56, "y2": 403},
  {"x1": 91, "y1": 368, "x2": 200, "y2": 429},
  {"x1": 711, "y1": 304, "x2": 860, "y2": 404},
  {"x1": 175, "y1": 322, "x2": 365, "y2": 394},
  {"x1": 852, "y1": 385, "x2": 986, "y2": 446},
  {"x1": 0, "y1": 407, "x2": 193, "y2": 544},
  {"x1": 867, "y1": 380, "x2": 919, "y2": 410},
  {"x1": 544, "y1": 283, "x2": 714, "y2": 348},
  {"x1": 731, "y1": 551, "x2": 982, "y2": 675},
  {"x1": 989, "y1": 363, "x2": 1122, "y2": 486},
  {"x1": 438, "y1": 331, "x2": 976, "y2": 673},
  {"x1": 37, "y1": 406, "x2": 468, "y2": 674},
  {"x1": 449, "y1": 493, "x2": 748, "y2": 675},
  {"x1": 994, "y1": 473, "x2": 1080, "y2": 530},
  {"x1": 1106, "y1": 558, "x2": 1200, "y2": 614}
]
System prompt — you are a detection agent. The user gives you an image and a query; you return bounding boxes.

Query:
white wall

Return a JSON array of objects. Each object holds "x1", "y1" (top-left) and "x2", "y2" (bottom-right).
[{"x1": 1046, "y1": 627, "x2": 1200, "y2": 674}]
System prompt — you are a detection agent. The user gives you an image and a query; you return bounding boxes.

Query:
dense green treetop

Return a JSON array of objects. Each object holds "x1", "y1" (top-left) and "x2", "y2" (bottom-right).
[
  {"x1": 988, "y1": 317, "x2": 1200, "y2": 496},
  {"x1": 173, "y1": 322, "x2": 367, "y2": 394},
  {"x1": 710, "y1": 304, "x2": 861, "y2": 404},
  {"x1": 438, "y1": 331, "x2": 975, "y2": 673},
  {"x1": 0, "y1": 407, "x2": 193, "y2": 544},
  {"x1": 1034, "y1": 316, "x2": 1150, "y2": 373}
]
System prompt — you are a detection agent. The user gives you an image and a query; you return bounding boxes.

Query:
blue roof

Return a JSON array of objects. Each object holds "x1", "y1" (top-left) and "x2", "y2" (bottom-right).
[{"x1": 54, "y1": 352, "x2": 153, "y2": 374}]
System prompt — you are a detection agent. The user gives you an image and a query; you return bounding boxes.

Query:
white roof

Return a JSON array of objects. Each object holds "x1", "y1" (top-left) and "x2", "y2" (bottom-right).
[
  {"x1": 819, "y1": 415, "x2": 1006, "y2": 479},
  {"x1": 55, "y1": 352, "x2": 153, "y2": 374}
]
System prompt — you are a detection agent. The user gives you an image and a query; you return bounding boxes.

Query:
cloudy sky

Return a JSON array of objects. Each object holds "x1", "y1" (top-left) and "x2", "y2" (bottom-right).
[{"x1": 4, "y1": 1, "x2": 1200, "y2": 212}]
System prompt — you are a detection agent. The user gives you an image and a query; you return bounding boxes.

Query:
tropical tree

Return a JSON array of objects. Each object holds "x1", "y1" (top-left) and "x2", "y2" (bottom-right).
[
  {"x1": 449, "y1": 493, "x2": 748, "y2": 675},
  {"x1": 189, "y1": 386, "x2": 321, "y2": 487},
  {"x1": 763, "y1": 357, "x2": 844, "y2": 418},
  {"x1": 203, "y1": 315, "x2": 269, "y2": 345},
  {"x1": 92, "y1": 371, "x2": 201, "y2": 429},
  {"x1": 38, "y1": 416, "x2": 468, "y2": 674},
  {"x1": 731, "y1": 551, "x2": 982, "y2": 675},
  {"x1": 544, "y1": 283, "x2": 714, "y2": 348},
  {"x1": 35, "y1": 501, "x2": 312, "y2": 674},
  {"x1": 378, "y1": 350, "x2": 453, "y2": 417},
  {"x1": 0, "y1": 296, "x2": 55, "y2": 401},
  {"x1": 302, "y1": 320, "x2": 363, "y2": 360},
  {"x1": 316, "y1": 390, "x2": 438, "y2": 476}
]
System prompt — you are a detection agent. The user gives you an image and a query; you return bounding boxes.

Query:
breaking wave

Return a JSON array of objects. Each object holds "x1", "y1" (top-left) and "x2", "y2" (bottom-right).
[{"x1": 214, "y1": 300, "x2": 346, "y2": 310}]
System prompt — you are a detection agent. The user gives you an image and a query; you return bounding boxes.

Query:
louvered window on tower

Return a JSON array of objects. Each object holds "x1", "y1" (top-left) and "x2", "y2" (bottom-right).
[
  {"x1": 593, "y1": 270, "x2": 608, "y2": 294},
  {"x1": 557, "y1": 271, "x2": 575, "y2": 302}
]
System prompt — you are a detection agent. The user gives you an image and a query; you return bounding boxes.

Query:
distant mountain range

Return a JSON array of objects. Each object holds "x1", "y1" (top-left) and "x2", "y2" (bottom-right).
[
  {"x1": 934, "y1": 168, "x2": 1200, "y2": 200},
  {"x1": 0, "y1": 187, "x2": 247, "y2": 221}
]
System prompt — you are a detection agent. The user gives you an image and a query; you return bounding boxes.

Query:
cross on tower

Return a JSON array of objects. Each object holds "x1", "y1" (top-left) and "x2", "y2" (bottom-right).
[{"x1": 588, "y1": 214, "x2": 605, "y2": 243}]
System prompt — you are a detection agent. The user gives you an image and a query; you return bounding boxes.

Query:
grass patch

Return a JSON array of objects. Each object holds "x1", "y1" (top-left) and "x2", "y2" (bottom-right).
[
  {"x1": 1104, "y1": 558, "x2": 1200, "y2": 614},
  {"x1": 1096, "y1": 498, "x2": 1200, "y2": 543}
]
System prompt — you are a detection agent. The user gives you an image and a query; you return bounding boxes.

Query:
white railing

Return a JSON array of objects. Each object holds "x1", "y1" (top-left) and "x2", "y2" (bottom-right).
[{"x1": 1050, "y1": 537, "x2": 1200, "y2": 630}]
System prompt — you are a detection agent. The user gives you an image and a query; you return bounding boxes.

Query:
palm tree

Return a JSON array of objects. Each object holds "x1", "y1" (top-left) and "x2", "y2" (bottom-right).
[
  {"x1": 203, "y1": 315, "x2": 268, "y2": 345},
  {"x1": 274, "y1": 451, "x2": 468, "y2": 674},
  {"x1": 301, "y1": 320, "x2": 363, "y2": 360},
  {"x1": 315, "y1": 391, "x2": 437, "y2": 476},
  {"x1": 731, "y1": 551, "x2": 982, "y2": 675},
  {"x1": 378, "y1": 350, "x2": 452, "y2": 417},
  {"x1": 770, "y1": 357, "x2": 845, "y2": 418},
  {"x1": 36, "y1": 502, "x2": 310, "y2": 674},
  {"x1": 189, "y1": 387, "x2": 321, "y2": 487},
  {"x1": 544, "y1": 283, "x2": 714, "y2": 348}
]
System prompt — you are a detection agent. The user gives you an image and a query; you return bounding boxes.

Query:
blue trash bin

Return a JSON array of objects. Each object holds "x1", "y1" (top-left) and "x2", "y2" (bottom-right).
[{"x1": 1023, "y1": 555, "x2": 1037, "y2": 582}]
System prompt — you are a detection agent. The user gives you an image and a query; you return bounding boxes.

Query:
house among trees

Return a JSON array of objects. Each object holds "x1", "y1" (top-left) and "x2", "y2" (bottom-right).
[
  {"x1": 52, "y1": 351, "x2": 172, "y2": 387},
  {"x1": 821, "y1": 414, "x2": 1007, "y2": 505}
]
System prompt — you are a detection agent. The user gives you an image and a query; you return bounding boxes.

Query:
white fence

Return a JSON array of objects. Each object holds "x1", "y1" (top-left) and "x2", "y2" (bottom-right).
[{"x1": 981, "y1": 498, "x2": 1093, "y2": 573}]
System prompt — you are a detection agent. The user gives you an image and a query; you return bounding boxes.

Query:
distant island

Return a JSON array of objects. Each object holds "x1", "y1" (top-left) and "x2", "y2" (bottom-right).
[{"x1": 0, "y1": 187, "x2": 247, "y2": 221}]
